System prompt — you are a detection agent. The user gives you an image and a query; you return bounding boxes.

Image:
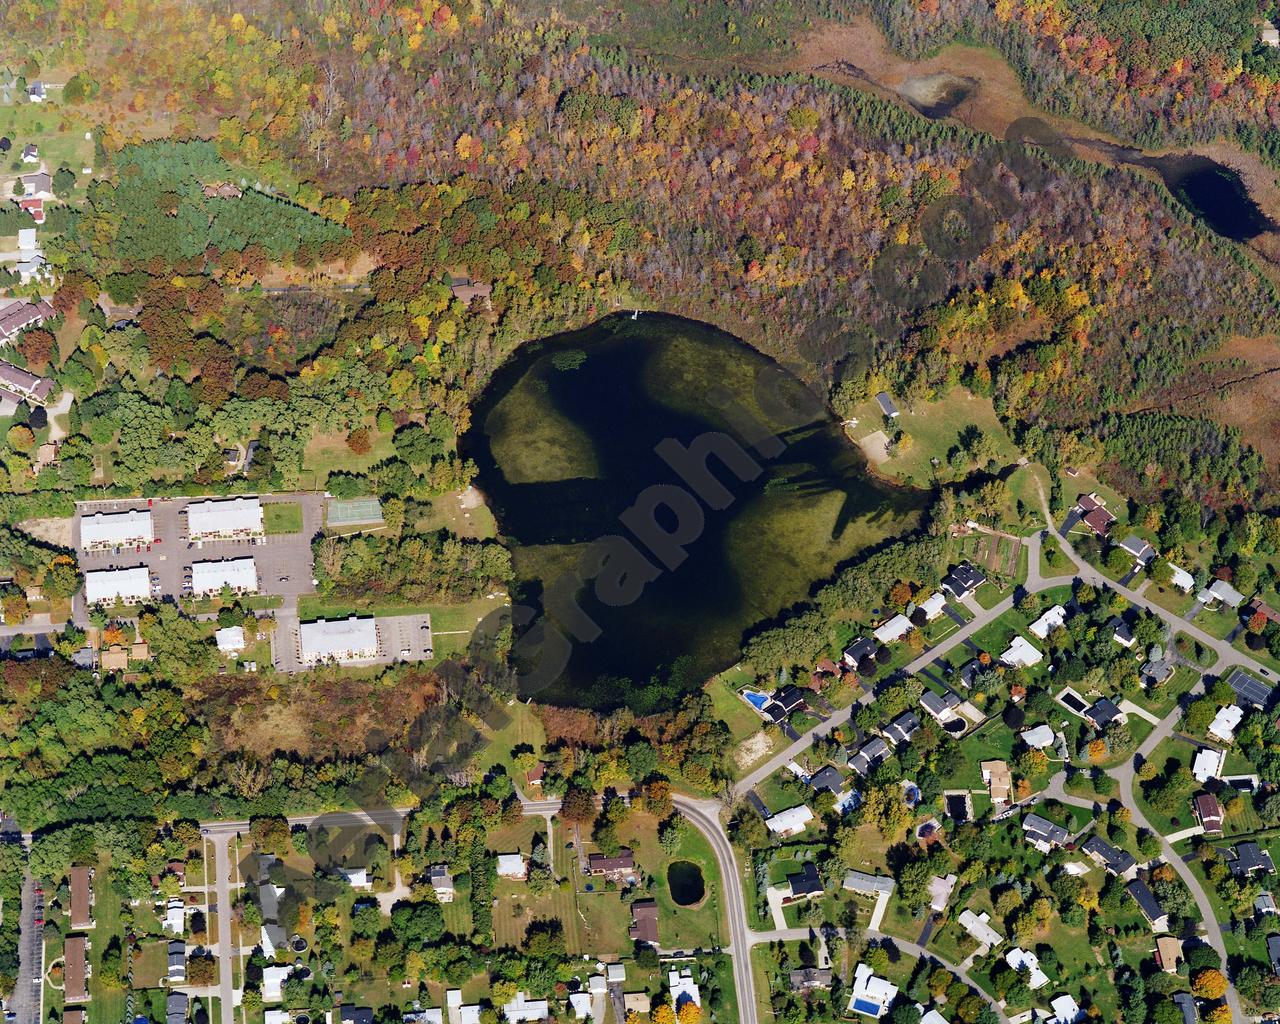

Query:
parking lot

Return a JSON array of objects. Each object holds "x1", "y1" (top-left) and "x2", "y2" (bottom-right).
[
  {"x1": 74, "y1": 493, "x2": 324, "y2": 613},
  {"x1": 272, "y1": 612, "x2": 433, "y2": 674}
]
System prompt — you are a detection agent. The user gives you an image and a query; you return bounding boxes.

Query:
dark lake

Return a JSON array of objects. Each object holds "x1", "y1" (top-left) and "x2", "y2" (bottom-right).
[{"x1": 466, "y1": 314, "x2": 923, "y2": 711}]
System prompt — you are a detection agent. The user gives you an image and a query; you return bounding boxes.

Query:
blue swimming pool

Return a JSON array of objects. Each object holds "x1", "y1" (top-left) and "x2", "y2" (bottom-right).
[
  {"x1": 743, "y1": 690, "x2": 769, "y2": 710},
  {"x1": 852, "y1": 999, "x2": 883, "y2": 1016}
]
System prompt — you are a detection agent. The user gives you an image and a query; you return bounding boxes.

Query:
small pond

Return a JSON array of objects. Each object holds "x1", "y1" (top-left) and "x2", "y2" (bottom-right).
[{"x1": 667, "y1": 860, "x2": 706, "y2": 906}]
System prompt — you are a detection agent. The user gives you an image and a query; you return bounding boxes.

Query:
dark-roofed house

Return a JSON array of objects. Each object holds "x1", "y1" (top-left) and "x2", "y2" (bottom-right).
[
  {"x1": 1229, "y1": 842, "x2": 1276, "y2": 878},
  {"x1": 842, "y1": 637, "x2": 876, "y2": 668},
  {"x1": 1193, "y1": 793, "x2": 1224, "y2": 835},
  {"x1": 0, "y1": 360, "x2": 53, "y2": 404},
  {"x1": 167, "y1": 991, "x2": 188, "y2": 1024},
  {"x1": 628, "y1": 899, "x2": 659, "y2": 945},
  {"x1": 773, "y1": 685, "x2": 808, "y2": 714},
  {"x1": 340, "y1": 1007, "x2": 375, "y2": 1024},
  {"x1": 70, "y1": 866, "x2": 94, "y2": 930},
  {"x1": 786, "y1": 862, "x2": 824, "y2": 901},
  {"x1": 64, "y1": 935, "x2": 89, "y2": 1003},
  {"x1": 1022, "y1": 814, "x2": 1070, "y2": 853},
  {"x1": 449, "y1": 275, "x2": 493, "y2": 307},
  {"x1": 1085, "y1": 698, "x2": 1123, "y2": 730},
  {"x1": 1224, "y1": 667, "x2": 1274, "y2": 710},
  {"x1": 167, "y1": 940, "x2": 186, "y2": 983},
  {"x1": 1081, "y1": 835, "x2": 1137, "y2": 877},
  {"x1": 789, "y1": 968, "x2": 834, "y2": 991},
  {"x1": 851, "y1": 737, "x2": 891, "y2": 776},
  {"x1": 883, "y1": 711, "x2": 921, "y2": 746},
  {"x1": 1172, "y1": 993, "x2": 1197, "y2": 1024},
  {"x1": 1110, "y1": 617, "x2": 1135, "y2": 649},
  {"x1": 587, "y1": 849, "x2": 636, "y2": 880},
  {"x1": 874, "y1": 391, "x2": 899, "y2": 418},
  {"x1": 1269, "y1": 935, "x2": 1280, "y2": 975},
  {"x1": 942, "y1": 564, "x2": 986, "y2": 600},
  {"x1": 807, "y1": 765, "x2": 844, "y2": 794},
  {"x1": 1078, "y1": 497, "x2": 1116, "y2": 537},
  {"x1": 1126, "y1": 879, "x2": 1169, "y2": 931}
]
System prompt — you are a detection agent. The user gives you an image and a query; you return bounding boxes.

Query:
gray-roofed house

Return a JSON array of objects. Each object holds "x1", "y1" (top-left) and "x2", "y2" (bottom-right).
[
  {"x1": 1118, "y1": 535, "x2": 1156, "y2": 566},
  {"x1": 843, "y1": 636, "x2": 877, "y2": 668},
  {"x1": 1172, "y1": 994, "x2": 1196, "y2": 1024},
  {"x1": 790, "y1": 968, "x2": 834, "y2": 991},
  {"x1": 942, "y1": 563, "x2": 986, "y2": 600},
  {"x1": 874, "y1": 392, "x2": 899, "y2": 418},
  {"x1": 1022, "y1": 814, "x2": 1070, "y2": 853},
  {"x1": 1269, "y1": 935, "x2": 1280, "y2": 975},
  {"x1": 167, "y1": 940, "x2": 186, "y2": 983},
  {"x1": 843, "y1": 871, "x2": 895, "y2": 896},
  {"x1": 920, "y1": 689, "x2": 961, "y2": 724},
  {"x1": 883, "y1": 711, "x2": 921, "y2": 746},
  {"x1": 1085, "y1": 698, "x2": 1124, "y2": 730},
  {"x1": 1081, "y1": 835, "x2": 1137, "y2": 877},
  {"x1": 167, "y1": 992, "x2": 189, "y2": 1024}
]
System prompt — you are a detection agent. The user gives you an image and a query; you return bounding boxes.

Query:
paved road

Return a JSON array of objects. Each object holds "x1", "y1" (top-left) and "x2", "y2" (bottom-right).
[
  {"x1": 11, "y1": 872, "x2": 43, "y2": 1024},
  {"x1": 209, "y1": 832, "x2": 237, "y2": 1024}
]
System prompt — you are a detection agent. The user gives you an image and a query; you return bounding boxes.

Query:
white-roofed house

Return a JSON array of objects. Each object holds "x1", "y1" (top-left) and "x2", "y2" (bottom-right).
[
  {"x1": 847, "y1": 963, "x2": 899, "y2": 1018},
  {"x1": 1193, "y1": 747, "x2": 1226, "y2": 784},
  {"x1": 191, "y1": 557, "x2": 259, "y2": 597},
  {"x1": 1050, "y1": 994, "x2": 1082, "y2": 1024},
  {"x1": 1005, "y1": 948, "x2": 1049, "y2": 990},
  {"x1": 298, "y1": 616, "x2": 379, "y2": 666},
  {"x1": 1168, "y1": 564, "x2": 1195, "y2": 593},
  {"x1": 446, "y1": 991, "x2": 481, "y2": 1024},
  {"x1": 336, "y1": 866, "x2": 371, "y2": 889},
  {"x1": 1000, "y1": 636, "x2": 1043, "y2": 669},
  {"x1": 186, "y1": 496, "x2": 264, "y2": 541},
  {"x1": 765, "y1": 805, "x2": 815, "y2": 838},
  {"x1": 920, "y1": 1011, "x2": 949, "y2": 1024},
  {"x1": 84, "y1": 566, "x2": 152, "y2": 606},
  {"x1": 957, "y1": 909, "x2": 1003, "y2": 949},
  {"x1": 261, "y1": 965, "x2": 293, "y2": 1003},
  {"x1": 502, "y1": 993, "x2": 549, "y2": 1023},
  {"x1": 215, "y1": 626, "x2": 246, "y2": 654},
  {"x1": 496, "y1": 853, "x2": 527, "y2": 880},
  {"x1": 568, "y1": 993, "x2": 592, "y2": 1019},
  {"x1": 918, "y1": 593, "x2": 947, "y2": 622},
  {"x1": 80, "y1": 508, "x2": 154, "y2": 551},
  {"x1": 1020, "y1": 724, "x2": 1056, "y2": 748},
  {"x1": 1209, "y1": 705, "x2": 1245, "y2": 744},
  {"x1": 668, "y1": 967, "x2": 701, "y2": 1008},
  {"x1": 264, "y1": 1011, "x2": 289, "y2": 1024},
  {"x1": 873, "y1": 614, "x2": 913, "y2": 645},
  {"x1": 1028, "y1": 605, "x2": 1067, "y2": 641}
]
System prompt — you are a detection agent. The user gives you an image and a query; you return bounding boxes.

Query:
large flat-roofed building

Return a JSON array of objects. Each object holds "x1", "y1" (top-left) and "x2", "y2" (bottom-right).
[
  {"x1": 80, "y1": 509, "x2": 154, "y2": 551},
  {"x1": 191, "y1": 558, "x2": 259, "y2": 596},
  {"x1": 186, "y1": 496, "x2": 264, "y2": 541},
  {"x1": 84, "y1": 566, "x2": 151, "y2": 606},
  {"x1": 298, "y1": 616, "x2": 379, "y2": 665}
]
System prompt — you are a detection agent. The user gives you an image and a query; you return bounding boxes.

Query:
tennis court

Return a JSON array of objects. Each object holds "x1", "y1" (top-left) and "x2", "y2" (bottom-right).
[{"x1": 326, "y1": 497, "x2": 384, "y2": 527}]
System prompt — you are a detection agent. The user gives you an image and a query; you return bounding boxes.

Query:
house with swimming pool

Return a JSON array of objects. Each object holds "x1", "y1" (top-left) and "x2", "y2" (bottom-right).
[{"x1": 847, "y1": 962, "x2": 898, "y2": 1017}]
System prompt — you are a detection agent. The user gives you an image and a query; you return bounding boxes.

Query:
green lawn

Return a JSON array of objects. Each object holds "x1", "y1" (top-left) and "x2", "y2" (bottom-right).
[
  {"x1": 0, "y1": 99, "x2": 95, "y2": 202},
  {"x1": 300, "y1": 429, "x2": 396, "y2": 489},
  {"x1": 1193, "y1": 603, "x2": 1241, "y2": 641},
  {"x1": 1006, "y1": 463, "x2": 1052, "y2": 534},
  {"x1": 619, "y1": 812, "x2": 727, "y2": 950},
  {"x1": 262, "y1": 501, "x2": 303, "y2": 535},
  {"x1": 1133, "y1": 737, "x2": 1197, "y2": 836},
  {"x1": 1174, "y1": 631, "x2": 1218, "y2": 669},
  {"x1": 1129, "y1": 664, "x2": 1199, "y2": 719},
  {"x1": 472, "y1": 698, "x2": 547, "y2": 780},
  {"x1": 936, "y1": 719, "x2": 1018, "y2": 789},
  {"x1": 849, "y1": 387, "x2": 1020, "y2": 488}
]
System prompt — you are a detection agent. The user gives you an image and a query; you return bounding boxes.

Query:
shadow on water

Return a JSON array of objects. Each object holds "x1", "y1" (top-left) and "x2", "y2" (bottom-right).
[{"x1": 464, "y1": 313, "x2": 925, "y2": 711}]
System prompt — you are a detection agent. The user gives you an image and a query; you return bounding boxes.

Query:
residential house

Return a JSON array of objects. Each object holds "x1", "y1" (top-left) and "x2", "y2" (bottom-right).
[
  {"x1": 786, "y1": 862, "x2": 824, "y2": 902},
  {"x1": 1005, "y1": 947, "x2": 1049, "y2": 990},
  {"x1": 215, "y1": 626, "x2": 246, "y2": 654},
  {"x1": 1269, "y1": 935, "x2": 1280, "y2": 976},
  {"x1": 445, "y1": 992, "x2": 481, "y2": 1024},
  {"x1": 1228, "y1": 842, "x2": 1276, "y2": 878},
  {"x1": 428, "y1": 864, "x2": 454, "y2": 903},
  {"x1": 765, "y1": 805, "x2": 815, "y2": 838},
  {"x1": 1081, "y1": 835, "x2": 1137, "y2": 877},
  {"x1": 1156, "y1": 936, "x2": 1183, "y2": 973},
  {"x1": 1168, "y1": 565, "x2": 1196, "y2": 593},
  {"x1": 843, "y1": 871, "x2": 896, "y2": 897},
  {"x1": 873, "y1": 614, "x2": 913, "y2": 645},
  {"x1": 883, "y1": 712, "x2": 921, "y2": 747},
  {"x1": 981, "y1": 760, "x2": 1013, "y2": 805},
  {"x1": 70, "y1": 866, "x2": 95, "y2": 929},
  {"x1": 807, "y1": 765, "x2": 844, "y2": 793},
  {"x1": 1085, "y1": 698, "x2": 1124, "y2": 730},
  {"x1": 668, "y1": 968, "x2": 701, "y2": 1009},
  {"x1": 874, "y1": 392, "x2": 899, "y2": 418},
  {"x1": 1208, "y1": 705, "x2": 1245, "y2": 744},
  {"x1": 928, "y1": 873, "x2": 958, "y2": 912},
  {"x1": 1110, "y1": 617, "x2": 1136, "y2": 649},
  {"x1": 261, "y1": 964, "x2": 293, "y2": 1002},
  {"x1": 789, "y1": 968, "x2": 833, "y2": 991},
  {"x1": 568, "y1": 994, "x2": 592, "y2": 1020},
  {"x1": 1192, "y1": 793, "x2": 1223, "y2": 834},
  {"x1": 340, "y1": 1008, "x2": 375, "y2": 1024},
  {"x1": 1118, "y1": 535, "x2": 1156, "y2": 567},
  {"x1": 1192, "y1": 748, "x2": 1226, "y2": 784},
  {"x1": 0, "y1": 360, "x2": 53, "y2": 404},
  {"x1": 496, "y1": 853, "x2": 528, "y2": 880},
  {"x1": 167, "y1": 941, "x2": 186, "y2": 983},
  {"x1": 917, "y1": 592, "x2": 947, "y2": 622},
  {"x1": 167, "y1": 993, "x2": 188, "y2": 1024},
  {"x1": 942, "y1": 564, "x2": 986, "y2": 600},
  {"x1": 27, "y1": 81, "x2": 45, "y2": 102},
  {"x1": 920, "y1": 689, "x2": 961, "y2": 725},
  {"x1": 1199, "y1": 578, "x2": 1246, "y2": 609},
  {"x1": 1126, "y1": 879, "x2": 1169, "y2": 931},
  {"x1": 0, "y1": 298, "x2": 54, "y2": 341},
  {"x1": 336, "y1": 866, "x2": 371, "y2": 890},
  {"x1": 1020, "y1": 724, "x2": 1056, "y2": 749},
  {"x1": 847, "y1": 962, "x2": 899, "y2": 1018},
  {"x1": 628, "y1": 899, "x2": 659, "y2": 945},
  {"x1": 502, "y1": 993, "x2": 549, "y2": 1023},
  {"x1": 163, "y1": 896, "x2": 185, "y2": 934},
  {"x1": 1029, "y1": 605, "x2": 1067, "y2": 641},
  {"x1": 1022, "y1": 814, "x2": 1070, "y2": 853},
  {"x1": 1172, "y1": 993, "x2": 1197, "y2": 1024},
  {"x1": 587, "y1": 849, "x2": 636, "y2": 881},
  {"x1": 957, "y1": 909, "x2": 1003, "y2": 949},
  {"x1": 851, "y1": 737, "x2": 892, "y2": 776},
  {"x1": 842, "y1": 636, "x2": 877, "y2": 668},
  {"x1": 21, "y1": 144, "x2": 37, "y2": 164},
  {"x1": 1257, "y1": 892, "x2": 1278, "y2": 917},
  {"x1": 449, "y1": 275, "x2": 493, "y2": 308},
  {"x1": 1000, "y1": 636, "x2": 1042, "y2": 669}
]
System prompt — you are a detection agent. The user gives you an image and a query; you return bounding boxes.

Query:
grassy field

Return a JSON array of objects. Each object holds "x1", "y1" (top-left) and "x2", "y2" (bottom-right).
[
  {"x1": 1006, "y1": 463, "x2": 1051, "y2": 532},
  {"x1": 300, "y1": 429, "x2": 396, "y2": 490},
  {"x1": 1039, "y1": 533, "x2": 1073, "y2": 579},
  {"x1": 413, "y1": 488, "x2": 498, "y2": 541},
  {"x1": 1193, "y1": 603, "x2": 1241, "y2": 640},
  {"x1": 849, "y1": 387, "x2": 1019, "y2": 488},
  {"x1": 619, "y1": 811, "x2": 726, "y2": 949},
  {"x1": 262, "y1": 501, "x2": 303, "y2": 534},
  {"x1": 1134, "y1": 736, "x2": 1197, "y2": 836},
  {"x1": 0, "y1": 98, "x2": 95, "y2": 200},
  {"x1": 472, "y1": 699, "x2": 547, "y2": 779}
]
